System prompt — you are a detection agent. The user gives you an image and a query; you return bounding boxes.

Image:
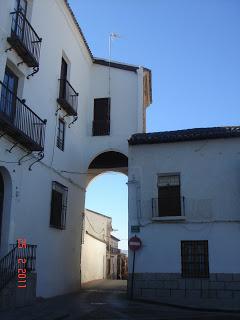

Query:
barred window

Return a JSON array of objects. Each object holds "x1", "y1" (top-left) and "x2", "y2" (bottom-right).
[
  {"x1": 181, "y1": 240, "x2": 209, "y2": 278},
  {"x1": 50, "y1": 181, "x2": 68, "y2": 230},
  {"x1": 157, "y1": 174, "x2": 181, "y2": 216}
]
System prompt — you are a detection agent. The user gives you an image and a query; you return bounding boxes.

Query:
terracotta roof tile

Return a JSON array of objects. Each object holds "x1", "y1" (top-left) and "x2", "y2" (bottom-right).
[{"x1": 129, "y1": 126, "x2": 240, "y2": 145}]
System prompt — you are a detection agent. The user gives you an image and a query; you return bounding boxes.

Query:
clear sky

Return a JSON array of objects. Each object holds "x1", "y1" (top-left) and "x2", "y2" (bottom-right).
[{"x1": 69, "y1": 0, "x2": 240, "y2": 250}]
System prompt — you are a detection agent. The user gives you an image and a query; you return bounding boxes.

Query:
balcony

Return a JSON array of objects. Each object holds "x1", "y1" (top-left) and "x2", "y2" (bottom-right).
[
  {"x1": 7, "y1": 11, "x2": 42, "y2": 68},
  {"x1": 57, "y1": 79, "x2": 78, "y2": 116},
  {"x1": 110, "y1": 247, "x2": 120, "y2": 255},
  {"x1": 92, "y1": 120, "x2": 110, "y2": 136},
  {"x1": 152, "y1": 197, "x2": 186, "y2": 222},
  {"x1": 0, "y1": 81, "x2": 46, "y2": 151}
]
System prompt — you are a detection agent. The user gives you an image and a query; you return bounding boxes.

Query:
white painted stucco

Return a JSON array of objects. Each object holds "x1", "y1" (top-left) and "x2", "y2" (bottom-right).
[
  {"x1": 81, "y1": 209, "x2": 112, "y2": 283},
  {"x1": 0, "y1": 0, "x2": 150, "y2": 297},
  {"x1": 128, "y1": 138, "x2": 240, "y2": 274}
]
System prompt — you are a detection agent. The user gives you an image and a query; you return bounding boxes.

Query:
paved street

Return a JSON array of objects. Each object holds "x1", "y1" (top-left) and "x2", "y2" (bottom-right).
[{"x1": 1, "y1": 280, "x2": 240, "y2": 320}]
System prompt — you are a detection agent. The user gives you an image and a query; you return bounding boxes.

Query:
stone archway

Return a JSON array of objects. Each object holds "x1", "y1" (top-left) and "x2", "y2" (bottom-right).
[{"x1": 86, "y1": 151, "x2": 128, "y2": 186}]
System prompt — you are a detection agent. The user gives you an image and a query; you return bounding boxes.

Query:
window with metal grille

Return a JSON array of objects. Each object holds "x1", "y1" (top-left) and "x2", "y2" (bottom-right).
[
  {"x1": 57, "y1": 118, "x2": 65, "y2": 151},
  {"x1": 181, "y1": 240, "x2": 209, "y2": 278},
  {"x1": 92, "y1": 98, "x2": 110, "y2": 136},
  {"x1": 50, "y1": 181, "x2": 68, "y2": 230},
  {"x1": 157, "y1": 174, "x2": 181, "y2": 216}
]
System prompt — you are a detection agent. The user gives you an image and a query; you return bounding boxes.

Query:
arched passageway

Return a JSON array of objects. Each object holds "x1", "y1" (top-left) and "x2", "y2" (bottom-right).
[
  {"x1": 81, "y1": 151, "x2": 128, "y2": 284},
  {"x1": 0, "y1": 167, "x2": 12, "y2": 256},
  {"x1": 86, "y1": 151, "x2": 128, "y2": 186}
]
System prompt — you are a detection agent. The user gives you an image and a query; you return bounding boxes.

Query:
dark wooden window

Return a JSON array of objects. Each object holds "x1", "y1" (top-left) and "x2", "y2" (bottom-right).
[
  {"x1": 59, "y1": 58, "x2": 68, "y2": 99},
  {"x1": 181, "y1": 240, "x2": 209, "y2": 278},
  {"x1": 92, "y1": 98, "x2": 110, "y2": 136},
  {"x1": 157, "y1": 174, "x2": 181, "y2": 217},
  {"x1": 14, "y1": 0, "x2": 28, "y2": 40},
  {"x1": 50, "y1": 182, "x2": 68, "y2": 230},
  {"x1": 0, "y1": 67, "x2": 18, "y2": 121},
  {"x1": 56, "y1": 118, "x2": 65, "y2": 151}
]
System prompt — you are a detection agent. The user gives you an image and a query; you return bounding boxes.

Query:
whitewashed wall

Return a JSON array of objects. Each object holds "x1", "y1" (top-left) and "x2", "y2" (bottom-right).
[
  {"x1": 81, "y1": 209, "x2": 112, "y2": 283},
  {"x1": 0, "y1": 0, "x2": 148, "y2": 298},
  {"x1": 128, "y1": 138, "x2": 240, "y2": 274},
  {"x1": 81, "y1": 234, "x2": 106, "y2": 283}
]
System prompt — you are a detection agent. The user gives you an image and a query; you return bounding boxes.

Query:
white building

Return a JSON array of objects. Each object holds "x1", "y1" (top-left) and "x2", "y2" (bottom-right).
[
  {"x1": 128, "y1": 127, "x2": 240, "y2": 310},
  {"x1": 110, "y1": 235, "x2": 120, "y2": 280},
  {"x1": 0, "y1": 0, "x2": 152, "y2": 301},
  {"x1": 81, "y1": 209, "x2": 112, "y2": 284}
]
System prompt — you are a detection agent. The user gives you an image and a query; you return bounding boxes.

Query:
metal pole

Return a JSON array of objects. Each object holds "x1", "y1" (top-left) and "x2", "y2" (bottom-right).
[
  {"x1": 108, "y1": 34, "x2": 112, "y2": 99},
  {"x1": 130, "y1": 250, "x2": 136, "y2": 299}
]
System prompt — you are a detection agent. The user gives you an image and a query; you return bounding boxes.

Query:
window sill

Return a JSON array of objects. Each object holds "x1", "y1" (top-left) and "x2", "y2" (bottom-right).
[{"x1": 152, "y1": 216, "x2": 186, "y2": 223}]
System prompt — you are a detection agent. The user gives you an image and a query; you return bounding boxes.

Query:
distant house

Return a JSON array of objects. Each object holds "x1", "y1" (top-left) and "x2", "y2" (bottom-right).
[
  {"x1": 128, "y1": 127, "x2": 240, "y2": 310},
  {"x1": 81, "y1": 209, "x2": 112, "y2": 283},
  {"x1": 110, "y1": 235, "x2": 121, "y2": 279}
]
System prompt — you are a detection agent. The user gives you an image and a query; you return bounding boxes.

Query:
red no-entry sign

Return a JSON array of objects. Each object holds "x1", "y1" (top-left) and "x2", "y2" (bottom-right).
[{"x1": 128, "y1": 236, "x2": 142, "y2": 251}]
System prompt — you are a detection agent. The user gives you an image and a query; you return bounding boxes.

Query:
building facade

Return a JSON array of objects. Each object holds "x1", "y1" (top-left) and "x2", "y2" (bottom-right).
[
  {"x1": 81, "y1": 209, "x2": 112, "y2": 283},
  {"x1": 0, "y1": 0, "x2": 151, "y2": 299},
  {"x1": 128, "y1": 127, "x2": 240, "y2": 310}
]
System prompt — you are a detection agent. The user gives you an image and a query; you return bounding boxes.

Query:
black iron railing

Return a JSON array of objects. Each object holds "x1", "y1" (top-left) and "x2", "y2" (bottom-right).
[
  {"x1": 0, "y1": 244, "x2": 37, "y2": 291},
  {"x1": 152, "y1": 197, "x2": 184, "y2": 218},
  {"x1": 92, "y1": 120, "x2": 110, "y2": 136},
  {"x1": 0, "y1": 81, "x2": 46, "y2": 151},
  {"x1": 7, "y1": 11, "x2": 42, "y2": 68},
  {"x1": 110, "y1": 247, "x2": 120, "y2": 255},
  {"x1": 57, "y1": 79, "x2": 78, "y2": 116}
]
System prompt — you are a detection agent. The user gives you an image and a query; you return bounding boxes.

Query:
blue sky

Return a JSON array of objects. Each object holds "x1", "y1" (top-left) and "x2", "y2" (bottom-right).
[{"x1": 69, "y1": 0, "x2": 240, "y2": 249}]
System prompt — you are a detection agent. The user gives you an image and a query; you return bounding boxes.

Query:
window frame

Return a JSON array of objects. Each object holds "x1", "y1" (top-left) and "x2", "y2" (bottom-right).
[
  {"x1": 92, "y1": 97, "x2": 111, "y2": 136},
  {"x1": 181, "y1": 240, "x2": 209, "y2": 278},
  {"x1": 50, "y1": 181, "x2": 68, "y2": 230},
  {"x1": 157, "y1": 173, "x2": 182, "y2": 217},
  {"x1": 56, "y1": 118, "x2": 65, "y2": 151}
]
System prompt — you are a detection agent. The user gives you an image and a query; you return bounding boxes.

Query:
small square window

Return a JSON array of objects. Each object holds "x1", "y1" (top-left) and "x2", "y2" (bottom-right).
[
  {"x1": 50, "y1": 181, "x2": 68, "y2": 230},
  {"x1": 57, "y1": 118, "x2": 65, "y2": 151},
  {"x1": 181, "y1": 240, "x2": 209, "y2": 278}
]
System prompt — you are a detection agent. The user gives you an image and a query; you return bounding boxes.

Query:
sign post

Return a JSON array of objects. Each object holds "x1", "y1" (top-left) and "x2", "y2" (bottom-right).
[{"x1": 128, "y1": 235, "x2": 142, "y2": 299}]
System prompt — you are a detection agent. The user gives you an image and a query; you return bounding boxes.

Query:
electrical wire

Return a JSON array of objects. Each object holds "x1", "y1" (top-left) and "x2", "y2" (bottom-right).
[{"x1": 85, "y1": 215, "x2": 105, "y2": 235}]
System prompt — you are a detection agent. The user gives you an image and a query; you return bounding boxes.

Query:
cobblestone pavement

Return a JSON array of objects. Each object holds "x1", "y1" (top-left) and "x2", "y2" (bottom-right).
[{"x1": 1, "y1": 280, "x2": 240, "y2": 320}]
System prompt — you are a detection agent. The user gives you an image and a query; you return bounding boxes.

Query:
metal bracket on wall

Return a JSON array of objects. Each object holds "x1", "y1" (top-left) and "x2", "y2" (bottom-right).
[
  {"x1": 6, "y1": 142, "x2": 18, "y2": 153},
  {"x1": 5, "y1": 46, "x2": 12, "y2": 53},
  {"x1": 0, "y1": 132, "x2": 6, "y2": 139},
  {"x1": 28, "y1": 152, "x2": 44, "y2": 171},
  {"x1": 18, "y1": 151, "x2": 32, "y2": 165},
  {"x1": 17, "y1": 61, "x2": 24, "y2": 66},
  {"x1": 68, "y1": 116, "x2": 78, "y2": 128},
  {"x1": 55, "y1": 107, "x2": 61, "y2": 116},
  {"x1": 27, "y1": 67, "x2": 39, "y2": 79}
]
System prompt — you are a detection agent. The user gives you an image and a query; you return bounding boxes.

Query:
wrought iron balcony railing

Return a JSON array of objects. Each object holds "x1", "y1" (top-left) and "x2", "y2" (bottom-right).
[
  {"x1": 57, "y1": 79, "x2": 78, "y2": 116},
  {"x1": 0, "y1": 243, "x2": 37, "y2": 291},
  {"x1": 92, "y1": 120, "x2": 110, "y2": 136},
  {"x1": 7, "y1": 11, "x2": 42, "y2": 69},
  {"x1": 110, "y1": 247, "x2": 121, "y2": 255},
  {"x1": 0, "y1": 81, "x2": 46, "y2": 151},
  {"x1": 152, "y1": 197, "x2": 183, "y2": 218}
]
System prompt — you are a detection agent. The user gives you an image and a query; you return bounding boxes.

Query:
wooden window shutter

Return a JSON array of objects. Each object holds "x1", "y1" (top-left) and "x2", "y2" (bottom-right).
[
  {"x1": 93, "y1": 98, "x2": 110, "y2": 136},
  {"x1": 158, "y1": 174, "x2": 181, "y2": 217}
]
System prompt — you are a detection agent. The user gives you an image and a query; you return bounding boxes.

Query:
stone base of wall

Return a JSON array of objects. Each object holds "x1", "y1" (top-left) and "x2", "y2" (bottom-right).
[
  {"x1": 0, "y1": 273, "x2": 37, "y2": 311},
  {"x1": 128, "y1": 273, "x2": 240, "y2": 311}
]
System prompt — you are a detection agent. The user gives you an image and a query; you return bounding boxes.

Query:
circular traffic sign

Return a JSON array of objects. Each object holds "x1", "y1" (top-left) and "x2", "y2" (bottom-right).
[{"x1": 128, "y1": 236, "x2": 142, "y2": 251}]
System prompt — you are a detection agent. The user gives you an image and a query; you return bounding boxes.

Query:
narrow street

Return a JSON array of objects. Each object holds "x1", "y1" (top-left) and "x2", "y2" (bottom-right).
[{"x1": 1, "y1": 280, "x2": 240, "y2": 320}]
